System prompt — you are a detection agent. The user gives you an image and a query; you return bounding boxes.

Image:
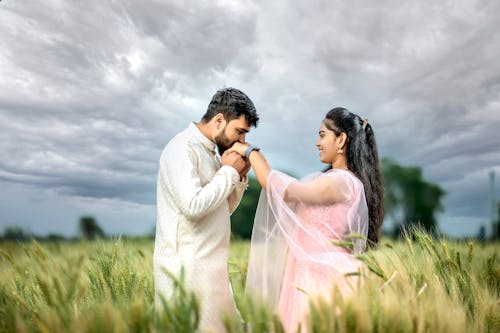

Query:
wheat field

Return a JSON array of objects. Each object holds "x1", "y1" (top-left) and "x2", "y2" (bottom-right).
[{"x1": 0, "y1": 232, "x2": 499, "y2": 333}]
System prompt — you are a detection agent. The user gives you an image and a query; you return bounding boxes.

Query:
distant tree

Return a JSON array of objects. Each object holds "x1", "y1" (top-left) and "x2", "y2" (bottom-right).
[
  {"x1": 231, "y1": 176, "x2": 262, "y2": 239},
  {"x1": 476, "y1": 225, "x2": 486, "y2": 241},
  {"x1": 2, "y1": 227, "x2": 30, "y2": 241},
  {"x1": 494, "y1": 203, "x2": 500, "y2": 240},
  {"x1": 78, "y1": 216, "x2": 105, "y2": 240},
  {"x1": 382, "y1": 158, "x2": 446, "y2": 236},
  {"x1": 46, "y1": 233, "x2": 66, "y2": 242}
]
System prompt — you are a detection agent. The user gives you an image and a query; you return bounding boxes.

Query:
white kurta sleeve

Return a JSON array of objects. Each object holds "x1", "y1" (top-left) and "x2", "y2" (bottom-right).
[{"x1": 160, "y1": 143, "x2": 240, "y2": 221}]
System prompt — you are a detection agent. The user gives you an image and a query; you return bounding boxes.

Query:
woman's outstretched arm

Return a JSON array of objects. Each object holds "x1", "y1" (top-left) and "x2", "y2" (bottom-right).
[{"x1": 228, "y1": 142, "x2": 353, "y2": 204}]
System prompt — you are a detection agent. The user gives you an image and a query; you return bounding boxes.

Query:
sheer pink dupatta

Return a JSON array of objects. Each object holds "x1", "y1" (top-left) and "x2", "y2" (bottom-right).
[{"x1": 245, "y1": 169, "x2": 369, "y2": 312}]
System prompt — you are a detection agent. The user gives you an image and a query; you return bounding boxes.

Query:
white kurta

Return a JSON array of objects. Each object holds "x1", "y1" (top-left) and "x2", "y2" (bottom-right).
[{"x1": 154, "y1": 122, "x2": 247, "y2": 332}]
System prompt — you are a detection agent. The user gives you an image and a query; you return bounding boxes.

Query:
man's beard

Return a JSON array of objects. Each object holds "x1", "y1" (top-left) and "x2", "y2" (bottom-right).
[{"x1": 215, "y1": 130, "x2": 233, "y2": 155}]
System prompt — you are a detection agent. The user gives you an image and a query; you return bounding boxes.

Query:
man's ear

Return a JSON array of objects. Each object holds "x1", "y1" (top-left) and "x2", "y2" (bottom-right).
[{"x1": 214, "y1": 113, "x2": 225, "y2": 129}]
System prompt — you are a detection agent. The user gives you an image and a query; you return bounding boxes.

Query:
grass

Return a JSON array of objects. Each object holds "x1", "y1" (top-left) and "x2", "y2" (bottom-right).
[{"x1": 0, "y1": 232, "x2": 498, "y2": 332}]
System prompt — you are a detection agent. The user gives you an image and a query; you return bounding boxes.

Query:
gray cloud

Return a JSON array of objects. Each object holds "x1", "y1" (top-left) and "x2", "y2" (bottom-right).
[
  {"x1": 0, "y1": 0, "x2": 259, "y2": 203},
  {"x1": 1, "y1": 0, "x2": 499, "y2": 236}
]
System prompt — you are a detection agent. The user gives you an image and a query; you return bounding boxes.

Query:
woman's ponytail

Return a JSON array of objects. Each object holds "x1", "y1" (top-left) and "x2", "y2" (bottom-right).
[{"x1": 325, "y1": 108, "x2": 384, "y2": 247}]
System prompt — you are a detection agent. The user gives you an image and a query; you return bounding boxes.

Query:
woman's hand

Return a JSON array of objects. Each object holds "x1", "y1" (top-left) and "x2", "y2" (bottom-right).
[
  {"x1": 228, "y1": 141, "x2": 270, "y2": 190},
  {"x1": 227, "y1": 142, "x2": 249, "y2": 156}
]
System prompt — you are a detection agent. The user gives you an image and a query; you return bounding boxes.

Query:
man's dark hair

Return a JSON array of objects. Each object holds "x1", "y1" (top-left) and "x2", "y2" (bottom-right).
[{"x1": 201, "y1": 88, "x2": 259, "y2": 127}]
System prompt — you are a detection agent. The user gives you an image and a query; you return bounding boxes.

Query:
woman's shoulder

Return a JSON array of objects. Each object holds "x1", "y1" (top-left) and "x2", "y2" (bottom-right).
[
  {"x1": 323, "y1": 169, "x2": 364, "y2": 192},
  {"x1": 300, "y1": 171, "x2": 323, "y2": 182},
  {"x1": 324, "y1": 168, "x2": 353, "y2": 179}
]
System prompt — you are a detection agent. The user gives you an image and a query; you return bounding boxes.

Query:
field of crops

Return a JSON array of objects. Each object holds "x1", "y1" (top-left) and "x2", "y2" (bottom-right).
[{"x1": 0, "y1": 232, "x2": 498, "y2": 332}]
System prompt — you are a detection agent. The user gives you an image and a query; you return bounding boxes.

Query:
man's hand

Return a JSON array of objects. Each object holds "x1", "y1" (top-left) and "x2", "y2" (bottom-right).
[{"x1": 221, "y1": 151, "x2": 248, "y2": 178}]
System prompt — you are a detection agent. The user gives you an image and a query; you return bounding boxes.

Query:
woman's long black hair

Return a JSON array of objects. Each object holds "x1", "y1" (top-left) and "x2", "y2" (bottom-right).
[{"x1": 323, "y1": 107, "x2": 384, "y2": 248}]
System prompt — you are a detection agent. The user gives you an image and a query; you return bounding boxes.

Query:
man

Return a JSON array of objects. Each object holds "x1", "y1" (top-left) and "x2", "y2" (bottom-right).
[{"x1": 154, "y1": 88, "x2": 259, "y2": 332}]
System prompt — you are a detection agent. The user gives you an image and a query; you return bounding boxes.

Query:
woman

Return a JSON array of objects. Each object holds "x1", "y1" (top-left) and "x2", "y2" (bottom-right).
[{"x1": 228, "y1": 107, "x2": 384, "y2": 332}]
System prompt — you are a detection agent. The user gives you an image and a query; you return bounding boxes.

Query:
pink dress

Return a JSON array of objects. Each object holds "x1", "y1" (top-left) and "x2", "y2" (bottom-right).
[{"x1": 245, "y1": 169, "x2": 368, "y2": 332}]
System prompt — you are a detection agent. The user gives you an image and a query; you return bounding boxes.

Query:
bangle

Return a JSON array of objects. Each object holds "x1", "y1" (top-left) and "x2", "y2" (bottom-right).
[{"x1": 244, "y1": 144, "x2": 260, "y2": 158}]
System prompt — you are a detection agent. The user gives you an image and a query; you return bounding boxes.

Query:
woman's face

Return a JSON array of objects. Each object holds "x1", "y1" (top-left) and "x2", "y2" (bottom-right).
[{"x1": 316, "y1": 121, "x2": 339, "y2": 164}]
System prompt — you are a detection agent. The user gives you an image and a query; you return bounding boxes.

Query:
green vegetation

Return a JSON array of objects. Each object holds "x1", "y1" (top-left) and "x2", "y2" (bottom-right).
[
  {"x1": 231, "y1": 176, "x2": 262, "y2": 239},
  {"x1": 79, "y1": 216, "x2": 105, "y2": 240},
  {"x1": 382, "y1": 158, "x2": 446, "y2": 236},
  {"x1": 0, "y1": 231, "x2": 498, "y2": 332}
]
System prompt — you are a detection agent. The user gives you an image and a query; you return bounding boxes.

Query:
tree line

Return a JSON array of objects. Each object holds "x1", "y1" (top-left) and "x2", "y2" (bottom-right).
[
  {"x1": 2, "y1": 158, "x2": 496, "y2": 242},
  {"x1": 0, "y1": 216, "x2": 119, "y2": 242}
]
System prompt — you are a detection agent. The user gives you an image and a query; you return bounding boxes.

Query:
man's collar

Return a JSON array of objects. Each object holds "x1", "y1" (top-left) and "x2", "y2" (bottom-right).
[{"x1": 188, "y1": 122, "x2": 216, "y2": 153}]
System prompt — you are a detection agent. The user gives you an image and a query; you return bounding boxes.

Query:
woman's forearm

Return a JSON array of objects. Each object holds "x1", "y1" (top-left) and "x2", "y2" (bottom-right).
[{"x1": 248, "y1": 150, "x2": 271, "y2": 190}]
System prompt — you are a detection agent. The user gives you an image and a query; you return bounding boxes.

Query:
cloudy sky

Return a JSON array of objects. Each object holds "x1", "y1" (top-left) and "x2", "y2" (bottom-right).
[{"x1": 1, "y1": 0, "x2": 499, "y2": 238}]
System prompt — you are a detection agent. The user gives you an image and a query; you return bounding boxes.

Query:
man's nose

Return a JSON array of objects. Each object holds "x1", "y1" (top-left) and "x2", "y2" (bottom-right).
[{"x1": 239, "y1": 133, "x2": 247, "y2": 142}]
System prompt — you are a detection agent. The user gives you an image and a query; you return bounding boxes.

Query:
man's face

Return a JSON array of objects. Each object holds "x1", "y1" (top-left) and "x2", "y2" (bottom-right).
[{"x1": 215, "y1": 115, "x2": 250, "y2": 155}]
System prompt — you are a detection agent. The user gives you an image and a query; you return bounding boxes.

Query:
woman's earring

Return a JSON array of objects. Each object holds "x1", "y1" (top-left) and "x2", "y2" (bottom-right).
[{"x1": 337, "y1": 146, "x2": 343, "y2": 153}]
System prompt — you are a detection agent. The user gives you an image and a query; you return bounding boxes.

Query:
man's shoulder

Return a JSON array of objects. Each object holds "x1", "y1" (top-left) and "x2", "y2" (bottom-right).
[
  {"x1": 162, "y1": 127, "x2": 203, "y2": 158},
  {"x1": 167, "y1": 127, "x2": 190, "y2": 146}
]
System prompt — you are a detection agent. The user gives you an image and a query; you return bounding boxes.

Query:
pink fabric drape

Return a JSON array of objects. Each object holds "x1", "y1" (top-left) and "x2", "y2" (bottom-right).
[{"x1": 245, "y1": 169, "x2": 368, "y2": 332}]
